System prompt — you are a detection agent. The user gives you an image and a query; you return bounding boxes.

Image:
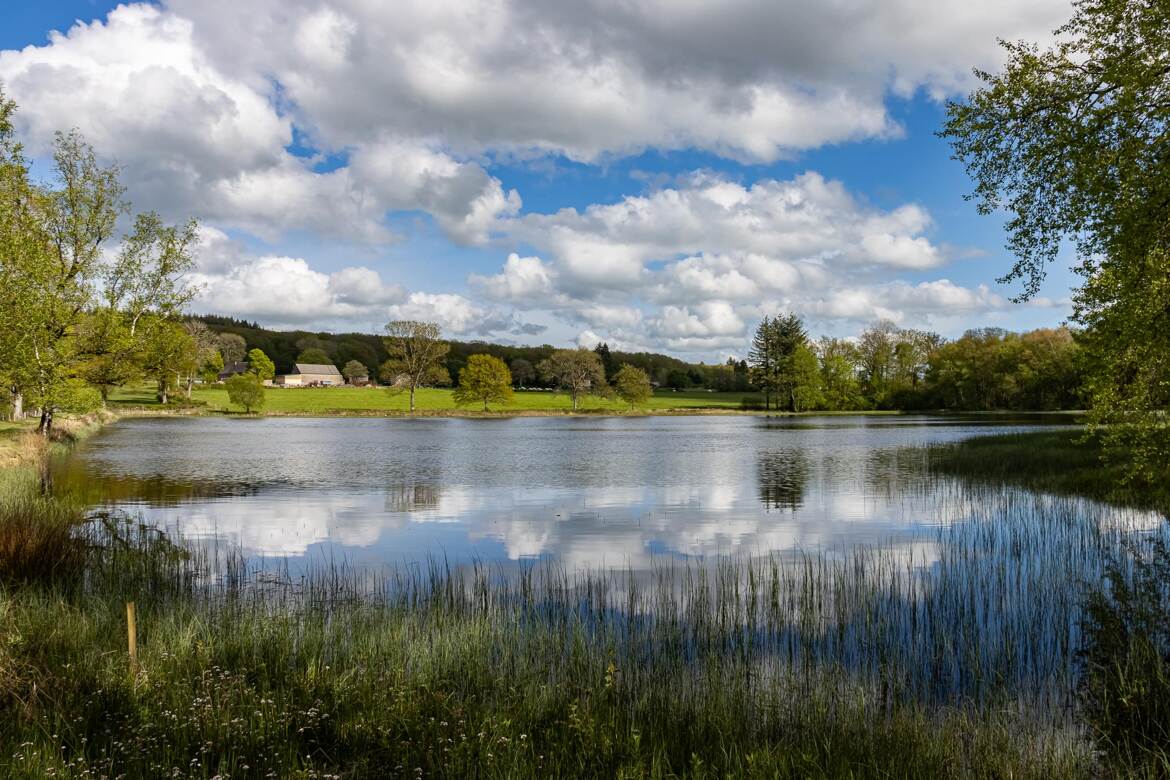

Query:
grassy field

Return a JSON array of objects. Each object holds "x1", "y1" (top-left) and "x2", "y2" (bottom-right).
[{"x1": 110, "y1": 385, "x2": 766, "y2": 415}]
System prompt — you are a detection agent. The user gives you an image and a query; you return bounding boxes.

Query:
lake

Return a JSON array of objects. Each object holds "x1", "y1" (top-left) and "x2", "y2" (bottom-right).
[{"x1": 52, "y1": 414, "x2": 1089, "y2": 573}]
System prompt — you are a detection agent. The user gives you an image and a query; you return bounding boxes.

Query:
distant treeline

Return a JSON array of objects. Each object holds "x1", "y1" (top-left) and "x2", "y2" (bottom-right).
[
  {"x1": 195, "y1": 315, "x2": 724, "y2": 390},
  {"x1": 195, "y1": 315, "x2": 1087, "y2": 412}
]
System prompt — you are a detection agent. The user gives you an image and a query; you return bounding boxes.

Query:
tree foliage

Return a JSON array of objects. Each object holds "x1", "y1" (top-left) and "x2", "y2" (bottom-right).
[
  {"x1": 381, "y1": 320, "x2": 450, "y2": 413},
  {"x1": 538, "y1": 349, "x2": 608, "y2": 411},
  {"x1": 246, "y1": 348, "x2": 275, "y2": 381},
  {"x1": 614, "y1": 364, "x2": 653, "y2": 407},
  {"x1": 452, "y1": 354, "x2": 513, "y2": 411},
  {"x1": 225, "y1": 372, "x2": 265, "y2": 413},
  {"x1": 942, "y1": 0, "x2": 1170, "y2": 475},
  {"x1": 342, "y1": 360, "x2": 369, "y2": 383},
  {"x1": 0, "y1": 92, "x2": 199, "y2": 431}
]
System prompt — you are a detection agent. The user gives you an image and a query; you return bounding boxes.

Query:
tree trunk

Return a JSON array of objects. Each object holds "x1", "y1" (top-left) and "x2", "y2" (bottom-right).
[
  {"x1": 158, "y1": 380, "x2": 169, "y2": 406},
  {"x1": 409, "y1": 385, "x2": 416, "y2": 413},
  {"x1": 10, "y1": 391, "x2": 22, "y2": 421},
  {"x1": 38, "y1": 406, "x2": 53, "y2": 436},
  {"x1": 572, "y1": 394, "x2": 579, "y2": 411}
]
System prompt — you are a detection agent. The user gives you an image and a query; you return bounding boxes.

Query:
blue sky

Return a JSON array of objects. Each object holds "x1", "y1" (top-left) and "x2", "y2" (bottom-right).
[{"x1": 0, "y1": 0, "x2": 1079, "y2": 358}]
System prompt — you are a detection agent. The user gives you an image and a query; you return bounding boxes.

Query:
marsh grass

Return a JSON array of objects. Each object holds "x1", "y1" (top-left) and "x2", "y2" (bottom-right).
[
  {"x1": 927, "y1": 429, "x2": 1170, "y2": 512},
  {"x1": 7, "y1": 477, "x2": 1164, "y2": 777}
]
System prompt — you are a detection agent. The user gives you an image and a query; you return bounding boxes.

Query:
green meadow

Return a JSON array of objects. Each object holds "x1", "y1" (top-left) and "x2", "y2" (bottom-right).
[{"x1": 111, "y1": 385, "x2": 765, "y2": 415}]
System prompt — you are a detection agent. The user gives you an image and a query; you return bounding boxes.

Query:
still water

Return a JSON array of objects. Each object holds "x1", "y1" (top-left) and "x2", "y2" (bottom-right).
[{"x1": 55, "y1": 414, "x2": 1076, "y2": 571}]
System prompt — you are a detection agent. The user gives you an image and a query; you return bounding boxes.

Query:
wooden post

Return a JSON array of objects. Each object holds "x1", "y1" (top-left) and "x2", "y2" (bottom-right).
[{"x1": 126, "y1": 601, "x2": 138, "y2": 676}]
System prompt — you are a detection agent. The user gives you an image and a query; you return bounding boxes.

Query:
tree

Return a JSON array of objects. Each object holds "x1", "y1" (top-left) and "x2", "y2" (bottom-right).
[
  {"x1": 537, "y1": 349, "x2": 607, "y2": 411},
  {"x1": 509, "y1": 357, "x2": 536, "y2": 387},
  {"x1": 453, "y1": 354, "x2": 513, "y2": 411},
  {"x1": 246, "y1": 348, "x2": 275, "y2": 381},
  {"x1": 104, "y1": 211, "x2": 198, "y2": 337},
  {"x1": 771, "y1": 314, "x2": 808, "y2": 412},
  {"x1": 199, "y1": 350, "x2": 224, "y2": 385},
  {"x1": 748, "y1": 315, "x2": 776, "y2": 409},
  {"x1": 941, "y1": 0, "x2": 1170, "y2": 477},
  {"x1": 856, "y1": 321, "x2": 899, "y2": 407},
  {"x1": 342, "y1": 359, "x2": 369, "y2": 384},
  {"x1": 297, "y1": 348, "x2": 332, "y2": 365},
  {"x1": 750, "y1": 313, "x2": 807, "y2": 410},
  {"x1": 217, "y1": 333, "x2": 247, "y2": 364},
  {"x1": 74, "y1": 308, "x2": 139, "y2": 404},
  {"x1": 614, "y1": 364, "x2": 652, "y2": 407},
  {"x1": 788, "y1": 344, "x2": 824, "y2": 412},
  {"x1": 381, "y1": 320, "x2": 450, "y2": 413},
  {"x1": 140, "y1": 317, "x2": 197, "y2": 405},
  {"x1": 225, "y1": 372, "x2": 265, "y2": 413},
  {"x1": 14, "y1": 129, "x2": 125, "y2": 433},
  {"x1": 817, "y1": 338, "x2": 865, "y2": 411},
  {"x1": 593, "y1": 342, "x2": 617, "y2": 381}
]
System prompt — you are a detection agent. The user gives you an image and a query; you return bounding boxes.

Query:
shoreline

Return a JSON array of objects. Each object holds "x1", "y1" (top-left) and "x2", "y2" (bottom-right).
[{"x1": 106, "y1": 405, "x2": 1083, "y2": 420}]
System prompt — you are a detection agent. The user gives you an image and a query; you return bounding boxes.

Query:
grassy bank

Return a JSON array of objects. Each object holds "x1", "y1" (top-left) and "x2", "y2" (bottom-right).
[{"x1": 927, "y1": 429, "x2": 1170, "y2": 513}]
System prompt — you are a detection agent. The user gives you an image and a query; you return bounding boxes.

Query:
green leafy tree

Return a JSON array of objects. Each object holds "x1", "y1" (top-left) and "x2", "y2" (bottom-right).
[
  {"x1": 381, "y1": 320, "x2": 450, "y2": 413},
  {"x1": 74, "y1": 309, "x2": 139, "y2": 404},
  {"x1": 199, "y1": 350, "x2": 225, "y2": 385},
  {"x1": 246, "y1": 348, "x2": 275, "y2": 381},
  {"x1": 537, "y1": 349, "x2": 608, "y2": 411},
  {"x1": 12, "y1": 129, "x2": 125, "y2": 433},
  {"x1": 453, "y1": 354, "x2": 513, "y2": 411},
  {"x1": 225, "y1": 372, "x2": 265, "y2": 413},
  {"x1": 509, "y1": 358, "x2": 536, "y2": 387},
  {"x1": 140, "y1": 317, "x2": 197, "y2": 405},
  {"x1": 941, "y1": 0, "x2": 1170, "y2": 477},
  {"x1": 342, "y1": 359, "x2": 369, "y2": 384},
  {"x1": 817, "y1": 338, "x2": 866, "y2": 411},
  {"x1": 614, "y1": 364, "x2": 652, "y2": 407},
  {"x1": 788, "y1": 344, "x2": 824, "y2": 412},
  {"x1": 297, "y1": 348, "x2": 333, "y2": 365},
  {"x1": 105, "y1": 211, "x2": 198, "y2": 337}
]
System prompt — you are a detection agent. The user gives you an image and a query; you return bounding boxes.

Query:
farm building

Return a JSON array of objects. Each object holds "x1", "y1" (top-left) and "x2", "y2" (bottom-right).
[{"x1": 275, "y1": 363, "x2": 344, "y2": 387}]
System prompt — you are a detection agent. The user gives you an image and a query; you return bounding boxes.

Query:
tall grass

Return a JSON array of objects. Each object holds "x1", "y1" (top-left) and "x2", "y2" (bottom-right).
[{"x1": 7, "y1": 476, "x2": 1164, "y2": 776}]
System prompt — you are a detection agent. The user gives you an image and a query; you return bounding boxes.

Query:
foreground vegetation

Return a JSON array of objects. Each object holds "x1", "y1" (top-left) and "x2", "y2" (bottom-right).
[{"x1": 0, "y1": 424, "x2": 1167, "y2": 777}]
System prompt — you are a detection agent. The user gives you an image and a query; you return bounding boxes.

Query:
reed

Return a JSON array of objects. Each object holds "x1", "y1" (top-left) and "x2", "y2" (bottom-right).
[{"x1": 0, "y1": 474, "x2": 1165, "y2": 776}]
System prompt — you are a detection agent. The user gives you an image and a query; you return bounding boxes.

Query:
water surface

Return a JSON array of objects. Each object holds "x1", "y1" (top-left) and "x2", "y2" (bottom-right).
[{"x1": 56, "y1": 414, "x2": 1077, "y2": 571}]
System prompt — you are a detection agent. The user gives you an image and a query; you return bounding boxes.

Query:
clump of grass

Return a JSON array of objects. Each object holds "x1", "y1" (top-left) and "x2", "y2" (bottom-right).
[
  {"x1": 0, "y1": 469, "x2": 87, "y2": 589},
  {"x1": 1080, "y1": 534, "x2": 1170, "y2": 774}
]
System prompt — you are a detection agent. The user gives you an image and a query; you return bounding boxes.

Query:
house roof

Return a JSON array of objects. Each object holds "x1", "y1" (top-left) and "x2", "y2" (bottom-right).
[
  {"x1": 294, "y1": 363, "x2": 342, "y2": 376},
  {"x1": 218, "y1": 361, "x2": 249, "y2": 376}
]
